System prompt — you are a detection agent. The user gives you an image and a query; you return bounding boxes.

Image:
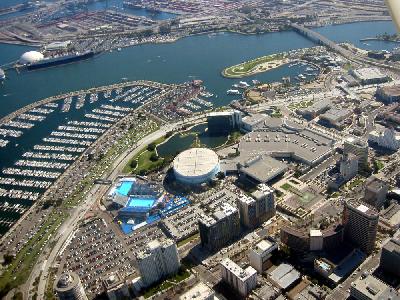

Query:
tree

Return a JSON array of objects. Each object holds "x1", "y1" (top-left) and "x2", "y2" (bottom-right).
[
  {"x1": 147, "y1": 143, "x2": 156, "y2": 151},
  {"x1": 150, "y1": 153, "x2": 159, "y2": 162},
  {"x1": 130, "y1": 160, "x2": 137, "y2": 169}
]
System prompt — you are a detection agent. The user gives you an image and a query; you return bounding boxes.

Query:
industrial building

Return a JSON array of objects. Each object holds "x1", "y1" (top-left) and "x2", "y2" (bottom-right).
[
  {"x1": 136, "y1": 239, "x2": 180, "y2": 287},
  {"x1": 220, "y1": 258, "x2": 257, "y2": 297},
  {"x1": 198, "y1": 202, "x2": 240, "y2": 252},
  {"x1": 364, "y1": 176, "x2": 388, "y2": 210},
  {"x1": 207, "y1": 110, "x2": 242, "y2": 134},
  {"x1": 237, "y1": 184, "x2": 275, "y2": 228},
  {"x1": 173, "y1": 148, "x2": 220, "y2": 185},
  {"x1": 376, "y1": 84, "x2": 400, "y2": 104},
  {"x1": 248, "y1": 237, "x2": 278, "y2": 273},
  {"x1": 350, "y1": 67, "x2": 390, "y2": 85},
  {"x1": 238, "y1": 117, "x2": 334, "y2": 167},
  {"x1": 319, "y1": 108, "x2": 352, "y2": 128},
  {"x1": 343, "y1": 137, "x2": 369, "y2": 171},
  {"x1": 54, "y1": 272, "x2": 88, "y2": 300},
  {"x1": 343, "y1": 199, "x2": 379, "y2": 254},
  {"x1": 237, "y1": 154, "x2": 287, "y2": 185},
  {"x1": 350, "y1": 274, "x2": 400, "y2": 300},
  {"x1": 368, "y1": 126, "x2": 400, "y2": 151},
  {"x1": 268, "y1": 263, "x2": 300, "y2": 291},
  {"x1": 380, "y1": 237, "x2": 400, "y2": 277}
]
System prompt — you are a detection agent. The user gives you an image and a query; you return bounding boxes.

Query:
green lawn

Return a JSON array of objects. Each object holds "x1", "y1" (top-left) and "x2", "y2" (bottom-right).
[
  {"x1": 143, "y1": 269, "x2": 190, "y2": 299},
  {"x1": 177, "y1": 233, "x2": 199, "y2": 247},
  {"x1": 223, "y1": 53, "x2": 285, "y2": 78},
  {"x1": 123, "y1": 135, "x2": 167, "y2": 175},
  {"x1": 281, "y1": 183, "x2": 293, "y2": 191}
]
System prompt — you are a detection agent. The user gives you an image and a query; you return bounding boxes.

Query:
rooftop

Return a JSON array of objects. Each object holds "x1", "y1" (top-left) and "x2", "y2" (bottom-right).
[
  {"x1": 221, "y1": 258, "x2": 257, "y2": 281},
  {"x1": 200, "y1": 202, "x2": 238, "y2": 227},
  {"x1": 351, "y1": 67, "x2": 387, "y2": 81},
  {"x1": 351, "y1": 275, "x2": 400, "y2": 300},
  {"x1": 269, "y1": 263, "x2": 300, "y2": 290},
  {"x1": 173, "y1": 148, "x2": 219, "y2": 177},
  {"x1": 179, "y1": 282, "x2": 215, "y2": 300},
  {"x1": 238, "y1": 154, "x2": 287, "y2": 183}
]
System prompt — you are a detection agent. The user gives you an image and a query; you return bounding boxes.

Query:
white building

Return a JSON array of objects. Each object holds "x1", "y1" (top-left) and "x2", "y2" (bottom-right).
[
  {"x1": 220, "y1": 258, "x2": 257, "y2": 297},
  {"x1": 309, "y1": 229, "x2": 323, "y2": 251},
  {"x1": 136, "y1": 239, "x2": 180, "y2": 287},
  {"x1": 350, "y1": 67, "x2": 390, "y2": 85},
  {"x1": 368, "y1": 126, "x2": 400, "y2": 151},
  {"x1": 179, "y1": 282, "x2": 216, "y2": 300},
  {"x1": 248, "y1": 238, "x2": 278, "y2": 273}
]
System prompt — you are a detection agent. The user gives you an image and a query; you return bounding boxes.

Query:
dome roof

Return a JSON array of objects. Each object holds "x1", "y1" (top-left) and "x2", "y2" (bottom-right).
[{"x1": 19, "y1": 51, "x2": 44, "y2": 64}]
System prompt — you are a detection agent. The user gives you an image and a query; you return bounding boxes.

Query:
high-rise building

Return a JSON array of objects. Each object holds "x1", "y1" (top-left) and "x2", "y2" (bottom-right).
[
  {"x1": 220, "y1": 258, "x2": 257, "y2": 297},
  {"x1": 343, "y1": 137, "x2": 369, "y2": 171},
  {"x1": 136, "y1": 239, "x2": 181, "y2": 287},
  {"x1": 364, "y1": 176, "x2": 388, "y2": 210},
  {"x1": 248, "y1": 237, "x2": 278, "y2": 273},
  {"x1": 54, "y1": 272, "x2": 88, "y2": 300},
  {"x1": 238, "y1": 185, "x2": 275, "y2": 229},
  {"x1": 380, "y1": 237, "x2": 400, "y2": 277},
  {"x1": 102, "y1": 272, "x2": 130, "y2": 300},
  {"x1": 198, "y1": 202, "x2": 240, "y2": 252},
  {"x1": 340, "y1": 153, "x2": 359, "y2": 180},
  {"x1": 343, "y1": 199, "x2": 379, "y2": 254},
  {"x1": 207, "y1": 111, "x2": 242, "y2": 135}
]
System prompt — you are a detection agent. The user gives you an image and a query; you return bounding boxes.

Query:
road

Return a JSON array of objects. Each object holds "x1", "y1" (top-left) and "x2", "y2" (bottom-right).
[{"x1": 30, "y1": 114, "x2": 207, "y2": 299}]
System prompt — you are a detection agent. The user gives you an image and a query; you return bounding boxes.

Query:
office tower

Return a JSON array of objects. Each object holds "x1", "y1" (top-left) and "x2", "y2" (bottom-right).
[
  {"x1": 220, "y1": 258, "x2": 257, "y2": 296},
  {"x1": 364, "y1": 176, "x2": 388, "y2": 210},
  {"x1": 343, "y1": 137, "x2": 369, "y2": 171},
  {"x1": 343, "y1": 199, "x2": 379, "y2": 254},
  {"x1": 380, "y1": 237, "x2": 400, "y2": 277},
  {"x1": 136, "y1": 239, "x2": 180, "y2": 287},
  {"x1": 54, "y1": 272, "x2": 88, "y2": 300},
  {"x1": 198, "y1": 202, "x2": 240, "y2": 252},
  {"x1": 248, "y1": 237, "x2": 278, "y2": 273}
]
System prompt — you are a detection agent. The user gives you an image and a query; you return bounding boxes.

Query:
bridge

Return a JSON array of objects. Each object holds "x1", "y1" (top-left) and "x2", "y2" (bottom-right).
[{"x1": 291, "y1": 23, "x2": 400, "y2": 71}]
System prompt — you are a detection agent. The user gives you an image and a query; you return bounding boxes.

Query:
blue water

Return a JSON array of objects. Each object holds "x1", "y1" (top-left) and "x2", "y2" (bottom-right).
[
  {"x1": 116, "y1": 181, "x2": 134, "y2": 196},
  {"x1": 314, "y1": 21, "x2": 398, "y2": 51},
  {"x1": 126, "y1": 197, "x2": 155, "y2": 208}
]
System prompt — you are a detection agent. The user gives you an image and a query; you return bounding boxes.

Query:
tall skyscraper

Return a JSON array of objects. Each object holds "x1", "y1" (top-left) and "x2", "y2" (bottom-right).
[
  {"x1": 343, "y1": 199, "x2": 379, "y2": 254},
  {"x1": 364, "y1": 176, "x2": 388, "y2": 210},
  {"x1": 380, "y1": 237, "x2": 400, "y2": 277},
  {"x1": 54, "y1": 272, "x2": 88, "y2": 300},
  {"x1": 220, "y1": 258, "x2": 257, "y2": 297},
  {"x1": 343, "y1": 137, "x2": 369, "y2": 172},
  {"x1": 136, "y1": 238, "x2": 181, "y2": 287},
  {"x1": 198, "y1": 202, "x2": 240, "y2": 252},
  {"x1": 238, "y1": 184, "x2": 275, "y2": 229}
]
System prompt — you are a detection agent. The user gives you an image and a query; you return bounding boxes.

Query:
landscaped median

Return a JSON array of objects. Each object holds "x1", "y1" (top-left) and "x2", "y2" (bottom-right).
[{"x1": 222, "y1": 52, "x2": 289, "y2": 78}]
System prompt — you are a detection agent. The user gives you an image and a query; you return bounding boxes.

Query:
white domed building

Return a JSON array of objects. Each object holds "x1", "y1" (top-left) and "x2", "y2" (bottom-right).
[
  {"x1": 173, "y1": 148, "x2": 220, "y2": 185},
  {"x1": 19, "y1": 51, "x2": 44, "y2": 65}
]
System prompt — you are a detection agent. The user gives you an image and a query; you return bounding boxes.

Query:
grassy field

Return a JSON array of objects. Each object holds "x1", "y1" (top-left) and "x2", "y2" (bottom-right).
[
  {"x1": 123, "y1": 135, "x2": 167, "y2": 175},
  {"x1": 223, "y1": 53, "x2": 286, "y2": 78}
]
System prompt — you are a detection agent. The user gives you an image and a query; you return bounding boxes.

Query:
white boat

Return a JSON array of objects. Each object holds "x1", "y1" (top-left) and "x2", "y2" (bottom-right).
[
  {"x1": 239, "y1": 81, "x2": 250, "y2": 87},
  {"x1": 252, "y1": 79, "x2": 260, "y2": 85},
  {"x1": 227, "y1": 89, "x2": 241, "y2": 95},
  {"x1": 0, "y1": 68, "x2": 5, "y2": 82}
]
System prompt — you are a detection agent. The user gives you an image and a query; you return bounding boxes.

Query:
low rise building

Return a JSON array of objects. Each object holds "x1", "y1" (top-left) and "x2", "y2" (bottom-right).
[
  {"x1": 102, "y1": 272, "x2": 130, "y2": 300},
  {"x1": 380, "y1": 202, "x2": 400, "y2": 231},
  {"x1": 241, "y1": 113, "x2": 269, "y2": 132},
  {"x1": 350, "y1": 67, "x2": 390, "y2": 85},
  {"x1": 368, "y1": 126, "x2": 400, "y2": 151},
  {"x1": 248, "y1": 237, "x2": 278, "y2": 273},
  {"x1": 376, "y1": 84, "x2": 400, "y2": 104},
  {"x1": 350, "y1": 274, "x2": 400, "y2": 300},
  {"x1": 179, "y1": 282, "x2": 216, "y2": 300},
  {"x1": 319, "y1": 108, "x2": 352, "y2": 128},
  {"x1": 268, "y1": 263, "x2": 300, "y2": 291},
  {"x1": 220, "y1": 258, "x2": 257, "y2": 297}
]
